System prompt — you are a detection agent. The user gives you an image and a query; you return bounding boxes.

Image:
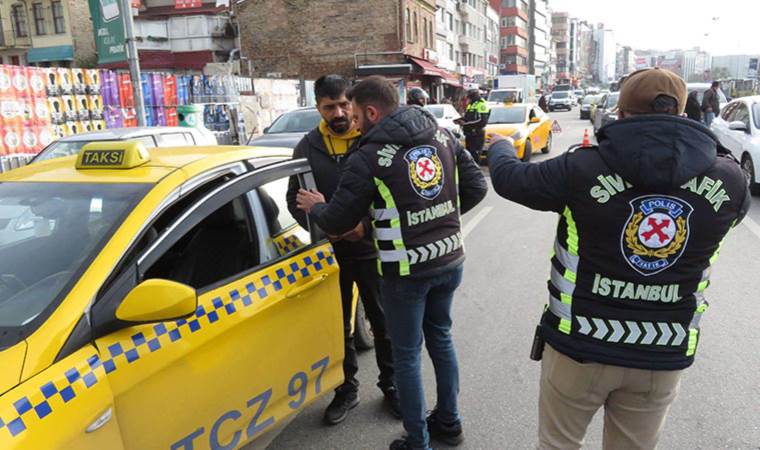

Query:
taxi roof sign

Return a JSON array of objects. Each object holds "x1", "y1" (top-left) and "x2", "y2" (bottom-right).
[{"x1": 76, "y1": 141, "x2": 151, "y2": 170}]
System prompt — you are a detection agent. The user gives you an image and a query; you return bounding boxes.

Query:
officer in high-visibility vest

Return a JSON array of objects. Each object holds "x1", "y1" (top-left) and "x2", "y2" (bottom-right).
[
  {"x1": 455, "y1": 89, "x2": 490, "y2": 161},
  {"x1": 487, "y1": 68, "x2": 750, "y2": 449}
]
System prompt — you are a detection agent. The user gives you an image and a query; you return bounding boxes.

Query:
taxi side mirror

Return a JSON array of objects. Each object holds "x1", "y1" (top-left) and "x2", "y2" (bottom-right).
[
  {"x1": 116, "y1": 279, "x2": 197, "y2": 323},
  {"x1": 530, "y1": 117, "x2": 541, "y2": 124}
]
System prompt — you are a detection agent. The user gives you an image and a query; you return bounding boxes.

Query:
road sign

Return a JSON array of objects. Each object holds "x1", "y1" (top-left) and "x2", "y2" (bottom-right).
[{"x1": 551, "y1": 120, "x2": 562, "y2": 133}]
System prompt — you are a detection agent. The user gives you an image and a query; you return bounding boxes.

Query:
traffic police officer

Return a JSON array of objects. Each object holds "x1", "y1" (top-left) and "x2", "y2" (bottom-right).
[
  {"x1": 297, "y1": 75, "x2": 487, "y2": 450},
  {"x1": 455, "y1": 89, "x2": 490, "y2": 161},
  {"x1": 487, "y1": 68, "x2": 750, "y2": 449}
]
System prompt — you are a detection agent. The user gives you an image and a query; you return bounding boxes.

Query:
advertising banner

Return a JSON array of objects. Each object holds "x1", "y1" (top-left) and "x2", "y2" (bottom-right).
[{"x1": 88, "y1": 0, "x2": 127, "y2": 64}]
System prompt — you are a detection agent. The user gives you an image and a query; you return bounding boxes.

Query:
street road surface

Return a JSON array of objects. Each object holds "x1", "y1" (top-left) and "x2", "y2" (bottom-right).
[{"x1": 259, "y1": 109, "x2": 760, "y2": 450}]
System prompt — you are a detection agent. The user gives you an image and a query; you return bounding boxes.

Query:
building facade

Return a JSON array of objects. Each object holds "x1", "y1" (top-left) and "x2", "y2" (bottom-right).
[
  {"x1": 616, "y1": 45, "x2": 636, "y2": 78},
  {"x1": 550, "y1": 11, "x2": 569, "y2": 82},
  {"x1": 529, "y1": 0, "x2": 551, "y2": 85},
  {"x1": 238, "y1": 0, "x2": 447, "y2": 95},
  {"x1": 711, "y1": 54, "x2": 759, "y2": 79},
  {"x1": 568, "y1": 18, "x2": 592, "y2": 84},
  {"x1": 0, "y1": 0, "x2": 95, "y2": 67},
  {"x1": 593, "y1": 25, "x2": 615, "y2": 85},
  {"x1": 682, "y1": 48, "x2": 711, "y2": 81}
]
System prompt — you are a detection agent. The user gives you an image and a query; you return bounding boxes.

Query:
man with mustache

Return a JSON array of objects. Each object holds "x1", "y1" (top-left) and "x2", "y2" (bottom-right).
[{"x1": 286, "y1": 74, "x2": 400, "y2": 425}]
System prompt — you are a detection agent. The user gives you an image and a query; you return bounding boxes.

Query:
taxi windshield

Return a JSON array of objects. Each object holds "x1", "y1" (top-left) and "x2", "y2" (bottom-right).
[
  {"x1": 488, "y1": 107, "x2": 526, "y2": 124},
  {"x1": 0, "y1": 182, "x2": 149, "y2": 335}
]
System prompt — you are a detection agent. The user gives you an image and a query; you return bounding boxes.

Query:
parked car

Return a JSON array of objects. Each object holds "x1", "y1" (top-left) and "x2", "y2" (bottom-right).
[
  {"x1": 573, "y1": 89, "x2": 585, "y2": 105},
  {"x1": 580, "y1": 95, "x2": 601, "y2": 120},
  {"x1": 710, "y1": 95, "x2": 760, "y2": 194},
  {"x1": 548, "y1": 91, "x2": 573, "y2": 111},
  {"x1": 424, "y1": 104, "x2": 462, "y2": 136},
  {"x1": 484, "y1": 103, "x2": 552, "y2": 162},
  {"x1": 593, "y1": 92, "x2": 620, "y2": 133},
  {"x1": 248, "y1": 106, "x2": 321, "y2": 149},
  {"x1": 31, "y1": 127, "x2": 217, "y2": 164}
]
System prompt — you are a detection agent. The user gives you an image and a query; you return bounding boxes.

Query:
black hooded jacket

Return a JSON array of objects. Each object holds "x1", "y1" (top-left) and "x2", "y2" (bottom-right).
[
  {"x1": 286, "y1": 128, "x2": 375, "y2": 260},
  {"x1": 488, "y1": 115, "x2": 749, "y2": 370},
  {"x1": 309, "y1": 106, "x2": 488, "y2": 278}
]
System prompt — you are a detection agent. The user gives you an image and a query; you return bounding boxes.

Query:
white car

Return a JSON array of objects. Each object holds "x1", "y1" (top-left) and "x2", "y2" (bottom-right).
[
  {"x1": 710, "y1": 95, "x2": 760, "y2": 195},
  {"x1": 424, "y1": 104, "x2": 462, "y2": 136},
  {"x1": 31, "y1": 127, "x2": 217, "y2": 163}
]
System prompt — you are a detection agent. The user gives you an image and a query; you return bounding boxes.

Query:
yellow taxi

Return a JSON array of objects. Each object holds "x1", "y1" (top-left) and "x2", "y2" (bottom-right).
[
  {"x1": 484, "y1": 103, "x2": 553, "y2": 162},
  {"x1": 0, "y1": 141, "x2": 346, "y2": 449}
]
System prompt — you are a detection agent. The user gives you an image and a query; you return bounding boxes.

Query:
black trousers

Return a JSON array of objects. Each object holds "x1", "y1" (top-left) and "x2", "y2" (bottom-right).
[
  {"x1": 336, "y1": 256, "x2": 394, "y2": 393},
  {"x1": 465, "y1": 129, "x2": 485, "y2": 161}
]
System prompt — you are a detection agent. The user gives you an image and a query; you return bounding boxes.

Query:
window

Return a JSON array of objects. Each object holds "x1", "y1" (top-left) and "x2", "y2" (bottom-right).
[
  {"x1": 157, "y1": 133, "x2": 193, "y2": 146},
  {"x1": 11, "y1": 5, "x2": 28, "y2": 38},
  {"x1": 406, "y1": 8, "x2": 411, "y2": 41},
  {"x1": 0, "y1": 12, "x2": 5, "y2": 46},
  {"x1": 255, "y1": 177, "x2": 311, "y2": 259},
  {"x1": 423, "y1": 18, "x2": 428, "y2": 47},
  {"x1": 720, "y1": 101, "x2": 738, "y2": 121},
  {"x1": 447, "y1": 12, "x2": 453, "y2": 31},
  {"x1": 732, "y1": 104, "x2": 750, "y2": 129},
  {"x1": 752, "y1": 104, "x2": 760, "y2": 130},
  {"x1": 429, "y1": 19, "x2": 434, "y2": 48},
  {"x1": 32, "y1": 3, "x2": 45, "y2": 35},
  {"x1": 413, "y1": 12, "x2": 418, "y2": 42},
  {"x1": 52, "y1": 1, "x2": 65, "y2": 34}
]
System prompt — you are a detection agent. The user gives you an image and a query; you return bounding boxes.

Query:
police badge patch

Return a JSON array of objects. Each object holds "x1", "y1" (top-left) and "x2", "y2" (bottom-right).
[
  {"x1": 405, "y1": 145, "x2": 444, "y2": 200},
  {"x1": 621, "y1": 195, "x2": 693, "y2": 276}
]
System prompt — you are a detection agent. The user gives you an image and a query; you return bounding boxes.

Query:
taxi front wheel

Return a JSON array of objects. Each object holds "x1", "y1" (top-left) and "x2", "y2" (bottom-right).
[{"x1": 355, "y1": 300, "x2": 375, "y2": 350}]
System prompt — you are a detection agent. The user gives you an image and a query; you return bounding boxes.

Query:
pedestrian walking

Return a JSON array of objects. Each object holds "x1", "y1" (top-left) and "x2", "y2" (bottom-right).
[
  {"x1": 407, "y1": 87, "x2": 430, "y2": 107},
  {"x1": 538, "y1": 93, "x2": 548, "y2": 112},
  {"x1": 685, "y1": 90, "x2": 702, "y2": 122},
  {"x1": 455, "y1": 89, "x2": 490, "y2": 162},
  {"x1": 296, "y1": 75, "x2": 487, "y2": 450},
  {"x1": 701, "y1": 81, "x2": 721, "y2": 127},
  {"x1": 285, "y1": 74, "x2": 400, "y2": 425},
  {"x1": 486, "y1": 67, "x2": 749, "y2": 449}
]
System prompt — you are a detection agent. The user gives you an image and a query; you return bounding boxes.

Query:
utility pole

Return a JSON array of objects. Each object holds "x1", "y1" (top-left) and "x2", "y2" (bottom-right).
[{"x1": 120, "y1": 0, "x2": 146, "y2": 126}]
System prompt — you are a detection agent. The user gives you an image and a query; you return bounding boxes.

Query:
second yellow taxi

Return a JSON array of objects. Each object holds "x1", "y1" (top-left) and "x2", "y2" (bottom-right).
[{"x1": 484, "y1": 103, "x2": 553, "y2": 161}]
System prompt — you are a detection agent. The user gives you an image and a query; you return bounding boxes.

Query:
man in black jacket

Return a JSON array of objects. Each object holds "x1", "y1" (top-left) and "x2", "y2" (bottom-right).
[
  {"x1": 285, "y1": 75, "x2": 399, "y2": 425},
  {"x1": 297, "y1": 76, "x2": 487, "y2": 450},
  {"x1": 487, "y1": 68, "x2": 749, "y2": 449}
]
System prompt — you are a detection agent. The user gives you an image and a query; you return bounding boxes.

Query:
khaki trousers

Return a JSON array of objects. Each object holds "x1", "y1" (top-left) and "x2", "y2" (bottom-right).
[{"x1": 538, "y1": 345, "x2": 683, "y2": 450}]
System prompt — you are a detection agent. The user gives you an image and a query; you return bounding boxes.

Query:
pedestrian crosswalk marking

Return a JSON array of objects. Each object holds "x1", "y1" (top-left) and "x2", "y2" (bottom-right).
[{"x1": 575, "y1": 315, "x2": 688, "y2": 347}]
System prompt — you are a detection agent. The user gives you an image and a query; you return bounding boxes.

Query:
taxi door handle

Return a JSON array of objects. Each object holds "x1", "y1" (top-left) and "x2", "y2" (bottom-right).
[
  {"x1": 86, "y1": 407, "x2": 113, "y2": 433},
  {"x1": 286, "y1": 274, "x2": 327, "y2": 299}
]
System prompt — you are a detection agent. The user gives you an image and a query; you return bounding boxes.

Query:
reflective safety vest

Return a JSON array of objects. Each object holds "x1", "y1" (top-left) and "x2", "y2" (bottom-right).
[
  {"x1": 368, "y1": 130, "x2": 465, "y2": 278},
  {"x1": 539, "y1": 149, "x2": 747, "y2": 370},
  {"x1": 462, "y1": 99, "x2": 490, "y2": 134}
]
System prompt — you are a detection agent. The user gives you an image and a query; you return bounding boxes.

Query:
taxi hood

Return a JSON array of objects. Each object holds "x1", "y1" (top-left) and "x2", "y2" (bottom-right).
[
  {"x1": 0, "y1": 341, "x2": 26, "y2": 395},
  {"x1": 596, "y1": 115, "x2": 717, "y2": 191}
]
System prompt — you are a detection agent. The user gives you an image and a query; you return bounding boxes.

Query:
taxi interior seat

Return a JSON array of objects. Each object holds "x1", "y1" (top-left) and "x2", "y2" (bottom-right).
[{"x1": 152, "y1": 198, "x2": 258, "y2": 290}]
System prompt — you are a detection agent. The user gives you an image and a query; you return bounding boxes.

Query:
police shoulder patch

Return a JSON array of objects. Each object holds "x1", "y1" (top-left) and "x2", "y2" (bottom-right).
[
  {"x1": 405, "y1": 145, "x2": 445, "y2": 200},
  {"x1": 621, "y1": 195, "x2": 693, "y2": 276}
]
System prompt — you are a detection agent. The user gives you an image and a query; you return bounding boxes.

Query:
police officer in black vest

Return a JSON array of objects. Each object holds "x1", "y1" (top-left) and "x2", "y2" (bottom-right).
[
  {"x1": 487, "y1": 68, "x2": 749, "y2": 449},
  {"x1": 297, "y1": 76, "x2": 487, "y2": 450}
]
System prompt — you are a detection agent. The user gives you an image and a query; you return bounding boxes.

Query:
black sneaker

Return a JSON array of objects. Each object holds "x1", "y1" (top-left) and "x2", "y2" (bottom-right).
[
  {"x1": 389, "y1": 438, "x2": 414, "y2": 450},
  {"x1": 427, "y1": 411, "x2": 464, "y2": 446},
  {"x1": 323, "y1": 390, "x2": 359, "y2": 425},
  {"x1": 382, "y1": 386, "x2": 402, "y2": 420}
]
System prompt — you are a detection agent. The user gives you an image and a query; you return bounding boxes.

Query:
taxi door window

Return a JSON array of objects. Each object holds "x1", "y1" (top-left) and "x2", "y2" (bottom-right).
[
  {"x1": 157, "y1": 133, "x2": 192, "y2": 146},
  {"x1": 250, "y1": 176, "x2": 312, "y2": 262},
  {"x1": 143, "y1": 196, "x2": 259, "y2": 290},
  {"x1": 134, "y1": 135, "x2": 157, "y2": 148}
]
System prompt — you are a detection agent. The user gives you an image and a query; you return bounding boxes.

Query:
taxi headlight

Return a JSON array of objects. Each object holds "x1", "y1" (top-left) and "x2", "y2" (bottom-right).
[{"x1": 511, "y1": 129, "x2": 525, "y2": 140}]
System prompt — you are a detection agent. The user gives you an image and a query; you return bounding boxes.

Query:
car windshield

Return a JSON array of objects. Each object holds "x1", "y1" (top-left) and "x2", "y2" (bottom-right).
[
  {"x1": 753, "y1": 104, "x2": 760, "y2": 129},
  {"x1": 575, "y1": 90, "x2": 584, "y2": 96},
  {"x1": 424, "y1": 105, "x2": 445, "y2": 118},
  {"x1": 552, "y1": 92, "x2": 569, "y2": 99},
  {"x1": 267, "y1": 109, "x2": 321, "y2": 133},
  {"x1": 606, "y1": 93, "x2": 620, "y2": 108},
  {"x1": 0, "y1": 182, "x2": 149, "y2": 336},
  {"x1": 488, "y1": 107, "x2": 526, "y2": 124},
  {"x1": 488, "y1": 90, "x2": 520, "y2": 103}
]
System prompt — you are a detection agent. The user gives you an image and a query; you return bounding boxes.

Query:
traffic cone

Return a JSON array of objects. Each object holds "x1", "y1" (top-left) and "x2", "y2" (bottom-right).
[{"x1": 582, "y1": 129, "x2": 591, "y2": 147}]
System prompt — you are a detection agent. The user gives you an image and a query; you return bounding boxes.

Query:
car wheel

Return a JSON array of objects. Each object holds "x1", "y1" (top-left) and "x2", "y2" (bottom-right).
[
  {"x1": 542, "y1": 133, "x2": 552, "y2": 154},
  {"x1": 354, "y1": 299, "x2": 374, "y2": 351},
  {"x1": 522, "y1": 140, "x2": 532, "y2": 162},
  {"x1": 741, "y1": 153, "x2": 760, "y2": 196}
]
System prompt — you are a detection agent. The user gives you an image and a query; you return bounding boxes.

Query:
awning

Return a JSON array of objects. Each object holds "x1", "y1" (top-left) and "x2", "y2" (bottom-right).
[
  {"x1": 355, "y1": 64, "x2": 413, "y2": 77},
  {"x1": 100, "y1": 50, "x2": 213, "y2": 70},
  {"x1": 27, "y1": 45, "x2": 73, "y2": 63},
  {"x1": 442, "y1": 73, "x2": 462, "y2": 87},
  {"x1": 408, "y1": 56, "x2": 448, "y2": 78}
]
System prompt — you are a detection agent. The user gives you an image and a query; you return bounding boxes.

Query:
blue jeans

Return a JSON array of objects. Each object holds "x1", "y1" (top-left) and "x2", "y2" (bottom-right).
[
  {"x1": 380, "y1": 265, "x2": 464, "y2": 450},
  {"x1": 704, "y1": 111, "x2": 716, "y2": 128}
]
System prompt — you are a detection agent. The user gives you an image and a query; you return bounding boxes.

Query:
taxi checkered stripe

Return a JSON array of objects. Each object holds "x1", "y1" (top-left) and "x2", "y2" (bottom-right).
[
  {"x1": 274, "y1": 234, "x2": 303, "y2": 255},
  {"x1": 0, "y1": 247, "x2": 335, "y2": 440}
]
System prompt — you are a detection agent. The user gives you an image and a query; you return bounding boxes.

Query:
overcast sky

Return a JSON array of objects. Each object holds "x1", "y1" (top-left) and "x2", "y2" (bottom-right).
[{"x1": 548, "y1": 0, "x2": 760, "y2": 55}]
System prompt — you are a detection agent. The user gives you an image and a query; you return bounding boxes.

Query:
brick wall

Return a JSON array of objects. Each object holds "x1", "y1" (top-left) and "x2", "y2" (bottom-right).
[
  {"x1": 238, "y1": 0, "x2": 405, "y2": 79},
  {"x1": 67, "y1": 0, "x2": 96, "y2": 66}
]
